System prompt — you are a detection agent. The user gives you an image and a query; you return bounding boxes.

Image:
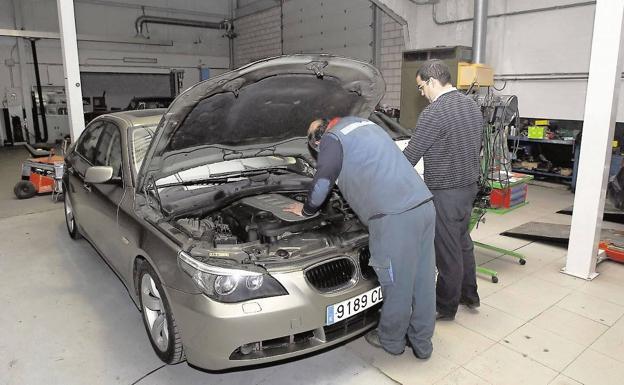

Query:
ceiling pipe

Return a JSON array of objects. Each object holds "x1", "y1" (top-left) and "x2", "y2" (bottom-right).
[
  {"x1": 433, "y1": 0, "x2": 595, "y2": 25},
  {"x1": 135, "y1": 15, "x2": 231, "y2": 38},
  {"x1": 471, "y1": 0, "x2": 488, "y2": 64}
]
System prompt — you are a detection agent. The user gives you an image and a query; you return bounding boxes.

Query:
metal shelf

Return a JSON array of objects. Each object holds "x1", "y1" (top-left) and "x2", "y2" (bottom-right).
[
  {"x1": 511, "y1": 168, "x2": 572, "y2": 180},
  {"x1": 508, "y1": 136, "x2": 575, "y2": 145}
]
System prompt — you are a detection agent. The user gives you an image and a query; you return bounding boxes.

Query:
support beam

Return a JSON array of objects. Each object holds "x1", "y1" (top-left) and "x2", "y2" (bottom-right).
[
  {"x1": 57, "y1": 0, "x2": 85, "y2": 141},
  {"x1": 564, "y1": 0, "x2": 624, "y2": 280}
]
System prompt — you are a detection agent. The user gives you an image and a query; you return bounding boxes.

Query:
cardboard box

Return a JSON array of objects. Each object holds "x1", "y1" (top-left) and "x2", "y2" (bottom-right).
[{"x1": 528, "y1": 126, "x2": 546, "y2": 139}]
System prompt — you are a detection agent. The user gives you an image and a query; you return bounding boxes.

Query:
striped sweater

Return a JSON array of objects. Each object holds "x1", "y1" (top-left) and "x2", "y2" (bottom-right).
[{"x1": 403, "y1": 90, "x2": 483, "y2": 190}]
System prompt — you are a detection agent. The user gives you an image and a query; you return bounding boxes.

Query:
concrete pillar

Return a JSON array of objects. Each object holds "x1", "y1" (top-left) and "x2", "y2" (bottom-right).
[
  {"x1": 56, "y1": 0, "x2": 85, "y2": 141},
  {"x1": 564, "y1": 0, "x2": 624, "y2": 280}
]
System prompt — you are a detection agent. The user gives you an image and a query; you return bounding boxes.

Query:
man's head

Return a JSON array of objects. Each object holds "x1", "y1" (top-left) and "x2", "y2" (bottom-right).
[
  {"x1": 416, "y1": 59, "x2": 453, "y2": 103},
  {"x1": 307, "y1": 118, "x2": 329, "y2": 152}
]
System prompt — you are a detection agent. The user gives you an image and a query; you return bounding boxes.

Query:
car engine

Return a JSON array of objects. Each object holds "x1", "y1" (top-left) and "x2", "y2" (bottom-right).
[{"x1": 170, "y1": 192, "x2": 368, "y2": 265}]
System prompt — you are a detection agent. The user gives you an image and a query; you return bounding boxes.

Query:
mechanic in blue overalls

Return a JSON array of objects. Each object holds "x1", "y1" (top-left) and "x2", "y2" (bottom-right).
[{"x1": 284, "y1": 116, "x2": 436, "y2": 359}]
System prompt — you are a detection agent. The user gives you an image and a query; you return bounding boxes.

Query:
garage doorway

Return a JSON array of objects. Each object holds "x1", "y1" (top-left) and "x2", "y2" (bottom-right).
[{"x1": 80, "y1": 72, "x2": 172, "y2": 112}]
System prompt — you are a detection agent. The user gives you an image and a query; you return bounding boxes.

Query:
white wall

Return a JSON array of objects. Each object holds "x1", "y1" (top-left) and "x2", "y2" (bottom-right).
[
  {"x1": 375, "y1": 0, "x2": 624, "y2": 122},
  {"x1": 9, "y1": 0, "x2": 233, "y2": 82},
  {"x1": 0, "y1": 0, "x2": 232, "y2": 143},
  {"x1": 4, "y1": 0, "x2": 611, "y2": 141}
]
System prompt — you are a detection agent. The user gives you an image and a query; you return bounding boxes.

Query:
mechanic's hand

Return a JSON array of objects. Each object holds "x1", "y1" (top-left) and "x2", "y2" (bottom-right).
[{"x1": 284, "y1": 202, "x2": 304, "y2": 216}]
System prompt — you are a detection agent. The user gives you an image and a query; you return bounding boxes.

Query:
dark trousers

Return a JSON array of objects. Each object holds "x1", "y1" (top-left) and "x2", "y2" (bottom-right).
[
  {"x1": 431, "y1": 183, "x2": 479, "y2": 317},
  {"x1": 368, "y1": 201, "x2": 436, "y2": 356}
]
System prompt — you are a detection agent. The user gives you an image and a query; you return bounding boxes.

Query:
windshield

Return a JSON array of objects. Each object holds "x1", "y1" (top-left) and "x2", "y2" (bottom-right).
[{"x1": 132, "y1": 125, "x2": 157, "y2": 176}]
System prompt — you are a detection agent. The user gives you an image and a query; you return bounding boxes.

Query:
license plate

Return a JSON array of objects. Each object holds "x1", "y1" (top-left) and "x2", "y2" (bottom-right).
[{"x1": 326, "y1": 286, "x2": 383, "y2": 325}]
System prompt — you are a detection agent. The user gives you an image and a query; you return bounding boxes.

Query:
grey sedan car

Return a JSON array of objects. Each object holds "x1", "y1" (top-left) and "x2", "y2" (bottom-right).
[{"x1": 63, "y1": 54, "x2": 404, "y2": 370}]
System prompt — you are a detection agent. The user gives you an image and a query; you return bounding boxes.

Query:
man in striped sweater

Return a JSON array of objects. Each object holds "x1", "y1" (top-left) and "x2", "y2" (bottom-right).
[{"x1": 403, "y1": 59, "x2": 484, "y2": 320}]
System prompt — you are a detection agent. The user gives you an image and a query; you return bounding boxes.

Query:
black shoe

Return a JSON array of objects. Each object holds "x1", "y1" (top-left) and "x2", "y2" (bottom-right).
[
  {"x1": 413, "y1": 349, "x2": 432, "y2": 360},
  {"x1": 365, "y1": 329, "x2": 383, "y2": 349},
  {"x1": 405, "y1": 339, "x2": 432, "y2": 360},
  {"x1": 365, "y1": 330, "x2": 404, "y2": 355},
  {"x1": 436, "y1": 312, "x2": 455, "y2": 321},
  {"x1": 459, "y1": 296, "x2": 480, "y2": 309}
]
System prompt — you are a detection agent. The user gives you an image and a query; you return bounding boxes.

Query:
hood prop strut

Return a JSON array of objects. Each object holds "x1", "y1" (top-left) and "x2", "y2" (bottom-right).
[{"x1": 143, "y1": 175, "x2": 165, "y2": 218}]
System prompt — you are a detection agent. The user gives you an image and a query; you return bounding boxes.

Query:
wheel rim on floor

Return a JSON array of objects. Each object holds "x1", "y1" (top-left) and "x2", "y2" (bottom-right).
[
  {"x1": 141, "y1": 274, "x2": 169, "y2": 352},
  {"x1": 64, "y1": 197, "x2": 75, "y2": 233}
]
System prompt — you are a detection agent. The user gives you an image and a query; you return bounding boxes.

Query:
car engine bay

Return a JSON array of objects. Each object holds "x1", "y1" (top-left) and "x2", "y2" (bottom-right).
[{"x1": 164, "y1": 191, "x2": 368, "y2": 267}]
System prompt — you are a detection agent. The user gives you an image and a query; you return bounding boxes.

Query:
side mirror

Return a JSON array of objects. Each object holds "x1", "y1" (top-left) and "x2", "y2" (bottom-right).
[{"x1": 85, "y1": 166, "x2": 113, "y2": 184}]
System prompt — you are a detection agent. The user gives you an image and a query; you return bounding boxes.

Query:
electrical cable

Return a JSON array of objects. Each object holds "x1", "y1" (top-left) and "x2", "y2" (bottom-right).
[
  {"x1": 130, "y1": 364, "x2": 166, "y2": 385},
  {"x1": 475, "y1": 87, "x2": 520, "y2": 205},
  {"x1": 492, "y1": 80, "x2": 507, "y2": 91}
]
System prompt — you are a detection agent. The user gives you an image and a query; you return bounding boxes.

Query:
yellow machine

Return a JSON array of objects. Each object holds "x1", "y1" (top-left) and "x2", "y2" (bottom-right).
[{"x1": 457, "y1": 61, "x2": 494, "y2": 89}]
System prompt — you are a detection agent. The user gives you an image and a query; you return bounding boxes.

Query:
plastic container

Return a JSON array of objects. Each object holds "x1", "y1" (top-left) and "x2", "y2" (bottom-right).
[{"x1": 489, "y1": 183, "x2": 528, "y2": 209}]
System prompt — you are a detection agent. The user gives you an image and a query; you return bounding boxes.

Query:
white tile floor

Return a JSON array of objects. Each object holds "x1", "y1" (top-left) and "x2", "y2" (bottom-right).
[
  {"x1": 344, "y1": 183, "x2": 624, "y2": 385},
  {"x1": 2, "y1": 147, "x2": 624, "y2": 385}
]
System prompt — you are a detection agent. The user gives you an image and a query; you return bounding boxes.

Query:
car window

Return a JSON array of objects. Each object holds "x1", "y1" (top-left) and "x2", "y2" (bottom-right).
[
  {"x1": 94, "y1": 122, "x2": 123, "y2": 179},
  {"x1": 109, "y1": 129, "x2": 123, "y2": 178},
  {"x1": 76, "y1": 121, "x2": 105, "y2": 163},
  {"x1": 94, "y1": 125, "x2": 114, "y2": 166}
]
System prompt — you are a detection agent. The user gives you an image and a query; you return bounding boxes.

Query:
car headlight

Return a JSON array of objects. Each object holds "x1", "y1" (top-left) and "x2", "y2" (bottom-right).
[{"x1": 178, "y1": 251, "x2": 288, "y2": 303}]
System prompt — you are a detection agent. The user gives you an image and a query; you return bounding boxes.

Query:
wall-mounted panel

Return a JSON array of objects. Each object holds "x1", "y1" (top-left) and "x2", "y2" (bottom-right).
[{"x1": 282, "y1": 0, "x2": 374, "y2": 62}]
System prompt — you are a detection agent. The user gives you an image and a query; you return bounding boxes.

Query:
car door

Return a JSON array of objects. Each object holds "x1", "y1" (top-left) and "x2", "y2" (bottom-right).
[
  {"x1": 115, "y1": 125, "x2": 154, "y2": 284},
  {"x1": 65, "y1": 120, "x2": 106, "y2": 237},
  {"x1": 85, "y1": 120, "x2": 128, "y2": 274}
]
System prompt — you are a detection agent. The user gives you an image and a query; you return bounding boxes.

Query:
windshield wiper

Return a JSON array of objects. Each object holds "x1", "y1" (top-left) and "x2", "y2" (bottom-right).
[{"x1": 247, "y1": 137, "x2": 307, "y2": 156}]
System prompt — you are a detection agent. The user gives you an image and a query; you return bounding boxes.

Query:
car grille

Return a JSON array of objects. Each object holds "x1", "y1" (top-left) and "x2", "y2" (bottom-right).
[
  {"x1": 358, "y1": 247, "x2": 376, "y2": 280},
  {"x1": 228, "y1": 305, "x2": 381, "y2": 361},
  {"x1": 323, "y1": 304, "x2": 382, "y2": 341},
  {"x1": 305, "y1": 257, "x2": 355, "y2": 292}
]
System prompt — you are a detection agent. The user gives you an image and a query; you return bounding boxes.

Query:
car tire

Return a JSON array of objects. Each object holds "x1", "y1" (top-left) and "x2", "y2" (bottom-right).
[
  {"x1": 138, "y1": 261, "x2": 185, "y2": 364},
  {"x1": 14, "y1": 180, "x2": 37, "y2": 199},
  {"x1": 64, "y1": 195, "x2": 82, "y2": 239}
]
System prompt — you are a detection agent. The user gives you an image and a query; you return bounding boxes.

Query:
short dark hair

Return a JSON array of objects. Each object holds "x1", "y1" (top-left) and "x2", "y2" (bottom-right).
[
  {"x1": 307, "y1": 118, "x2": 329, "y2": 152},
  {"x1": 416, "y1": 59, "x2": 451, "y2": 85}
]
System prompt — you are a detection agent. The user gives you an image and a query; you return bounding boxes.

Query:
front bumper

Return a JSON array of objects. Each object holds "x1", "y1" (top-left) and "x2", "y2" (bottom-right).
[{"x1": 167, "y1": 270, "x2": 380, "y2": 370}]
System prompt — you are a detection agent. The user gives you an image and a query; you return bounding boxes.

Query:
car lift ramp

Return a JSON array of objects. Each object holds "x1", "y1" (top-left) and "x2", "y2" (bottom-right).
[
  {"x1": 558, "y1": 201, "x2": 624, "y2": 224},
  {"x1": 501, "y1": 221, "x2": 624, "y2": 245}
]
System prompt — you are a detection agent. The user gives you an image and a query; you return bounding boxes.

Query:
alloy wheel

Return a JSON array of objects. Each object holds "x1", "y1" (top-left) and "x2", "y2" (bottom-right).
[
  {"x1": 65, "y1": 197, "x2": 75, "y2": 233},
  {"x1": 141, "y1": 273, "x2": 169, "y2": 352}
]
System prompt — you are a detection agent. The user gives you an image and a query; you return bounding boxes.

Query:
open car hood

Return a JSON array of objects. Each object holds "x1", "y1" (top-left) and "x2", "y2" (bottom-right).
[{"x1": 138, "y1": 54, "x2": 385, "y2": 189}]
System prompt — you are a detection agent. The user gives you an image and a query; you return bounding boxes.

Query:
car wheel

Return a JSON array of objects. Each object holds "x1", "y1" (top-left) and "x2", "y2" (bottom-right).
[
  {"x1": 138, "y1": 262, "x2": 185, "y2": 364},
  {"x1": 14, "y1": 180, "x2": 37, "y2": 199},
  {"x1": 64, "y1": 195, "x2": 81, "y2": 239}
]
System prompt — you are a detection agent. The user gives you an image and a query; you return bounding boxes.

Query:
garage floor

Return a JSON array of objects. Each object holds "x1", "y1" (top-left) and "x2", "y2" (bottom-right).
[{"x1": 2, "y1": 146, "x2": 624, "y2": 385}]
